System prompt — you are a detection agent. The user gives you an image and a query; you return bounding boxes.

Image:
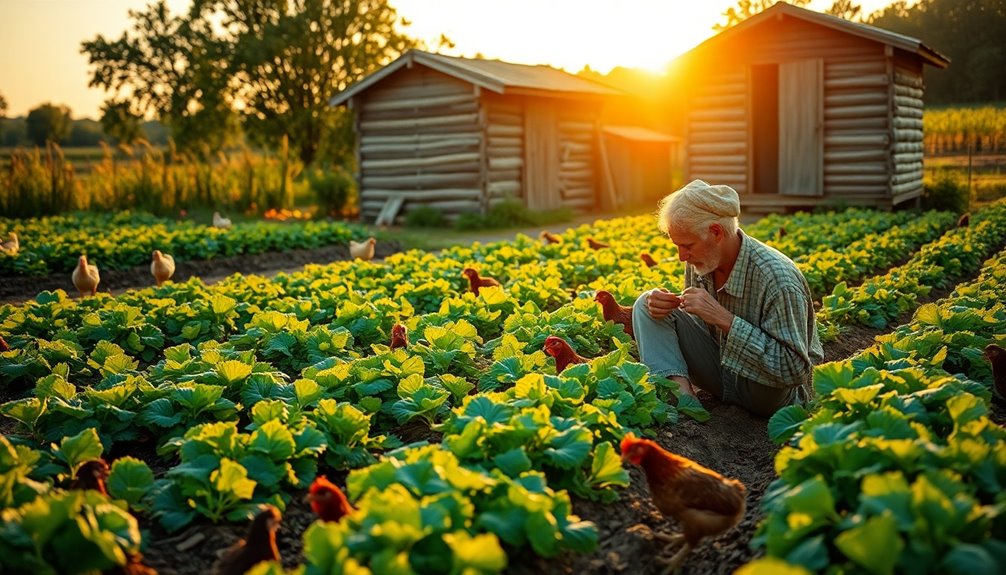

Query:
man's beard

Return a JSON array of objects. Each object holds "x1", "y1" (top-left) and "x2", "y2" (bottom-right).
[{"x1": 690, "y1": 254, "x2": 720, "y2": 278}]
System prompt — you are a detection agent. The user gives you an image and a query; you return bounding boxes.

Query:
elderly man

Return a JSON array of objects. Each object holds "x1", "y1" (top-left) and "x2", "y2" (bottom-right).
[{"x1": 633, "y1": 179, "x2": 823, "y2": 417}]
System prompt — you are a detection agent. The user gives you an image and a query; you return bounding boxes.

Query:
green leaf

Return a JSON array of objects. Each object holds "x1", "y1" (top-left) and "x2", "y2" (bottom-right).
[
  {"x1": 248, "y1": 419, "x2": 296, "y2": 460},
  {"x1": 676, "y1": 393, "x2": 710, "y2": 422},
  {"x1": 736, "y1": 558, "x2": 813, "y2": 575},
  {"x1": 408, "y1": 533, "x2": 454, "y2": 575},
  {"x1": 107, "y1": 456, "x2": 154, "y2": 508},
  {"x1": 216, "y1": 360, "x2": 253, "y2": 385},
  {"x1": 447, "y1": 532, "x2": 507, "y2": 572},
  {"x1": 587, "y1": 442, "x2": 629, "y2": 488},
  {"x1": 768, "y1": 404, "x2": 809, "y2": 444},
  {"x1": 55, "y1": 428, "x2": 104, "y2": 476},
  {"x1": 493, "y1": 447, "x2": 532, "y2": 478},
  {"x1": 939, "y1": 543, "x2": 998, "y2": 575},
  {"x1": 834, "y1": 512, "x2": 902, "y2": 575},
  {"x1": 787, "y1": 476, "x2": 837, "y2": 521},
  {"x1": 211, "y1": 458, "x2": 256, "y2": 499}
]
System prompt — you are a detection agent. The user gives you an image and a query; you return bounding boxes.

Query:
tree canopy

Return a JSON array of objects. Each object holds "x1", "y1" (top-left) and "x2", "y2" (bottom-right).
[{"x1": 26, "y1": 103, "x2": 73, "y2": 146}]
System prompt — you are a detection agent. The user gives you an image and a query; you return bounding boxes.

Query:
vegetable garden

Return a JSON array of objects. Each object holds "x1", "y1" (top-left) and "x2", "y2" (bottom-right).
[{"x1": 1, "y1": 202, "x2": 1004, "y2": 574}]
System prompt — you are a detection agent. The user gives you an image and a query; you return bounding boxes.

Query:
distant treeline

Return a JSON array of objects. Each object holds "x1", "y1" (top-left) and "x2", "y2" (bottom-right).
[{"x1": 0, "y1": 116, "x2": 169, "y2": 148}]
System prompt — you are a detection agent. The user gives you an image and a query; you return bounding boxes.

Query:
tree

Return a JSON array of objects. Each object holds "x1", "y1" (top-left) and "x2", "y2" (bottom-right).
[
  {"x1": 212, "y1": 0, "x2": 419, "y2": 165},
  {"x1": 0, "y1": 92, "x2": 7, "y2": 141},
  {"x1": 714, "y1": 0, "x2": 811, "y2": 31},
  {"x1": 825, "y1": 0, "x2": 863, "y2": 21},
  {"x1": 100, "y1": 100, "x2": 143, "y2": 144},
  {"x1": 81, "y1": 0, "x2": 235, "y2": 153},
  {"x1": 26, "y1": 103, "x2": 73, "y2": 146}
]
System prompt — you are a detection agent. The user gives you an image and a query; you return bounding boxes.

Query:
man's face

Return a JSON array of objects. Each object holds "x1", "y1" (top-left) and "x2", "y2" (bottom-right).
[{"x1": 668, "y1": 223, "x2": 721, "y2": 276}]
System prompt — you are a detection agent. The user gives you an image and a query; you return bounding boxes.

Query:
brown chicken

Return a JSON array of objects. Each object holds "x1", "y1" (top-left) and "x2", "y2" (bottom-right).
[
  {"x1": 72, "y1": 255, "x2": 101, "y2": 297},
  {"x1": 777, "y1": 226, "x2": 788, "y2": 239},
  {"x1": 211, "y1": 505, "x2": 281, "y2": 575},
  {"x1": 306, "y1": 476, "x2": 355, "y2": 523},
  {"x1": 958, "y1": 213, "x2": 971, "y2": 228},
  {"x1": 150, "y1": 250, "x2": 176, "y2": 286},
  {"x1": 543, "y1": 336, "x2": 589, "y2": 373},
  {"x1": 595, "y1": 290, "x2": 634, "y2": 338},
  {"x1": 349, "y1": 237, "x2": 377, "y2": 261},
  {"x1": 586, "y1": 237, "x2": 609, "y2": 250},
  {"x1": 621, "y1": 433, "x2": 746, "y2": 573},
  {"x1": 389, "y1": 324, "x2": 409, "y2": 350},
  {"x1": 641, "y1": 253, "x2": 658, "y2": 268},
  {"x1": 539, "y1": 230, "x2": 562, "y2": 245},
  {"x1": 462, "y1": 267, "x2": 501, "y2": 296},
  {"x1": 71, "y1": 458, "x2": 110, "y2": 495},
  {"x1": 1, "y1": 232, "x2": 18, "y2": 256},
  {"x1": 0, "y1": 334, "x2": 9, "y2": 352},
  {"x1": 986, "y1": 343, "x2": 1005, "y2": 399}
]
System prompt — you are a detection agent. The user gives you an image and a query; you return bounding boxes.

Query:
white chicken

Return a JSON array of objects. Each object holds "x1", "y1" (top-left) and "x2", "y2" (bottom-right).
[
  {"x1": 72, "y1": 255, "x2": 100, "y2": 297},
  {"x1": 213, "y1": 211, "x2": 232, "y2": 229},
  {"x1": 150, "y1": 250, "x2": 176, "y2": 286},
  {"x1": 349, "y1": 237, "x2": 376, "y2": 261},
  {"x1": 0, "y1": 232, "x2": 18, "y2": 256}
]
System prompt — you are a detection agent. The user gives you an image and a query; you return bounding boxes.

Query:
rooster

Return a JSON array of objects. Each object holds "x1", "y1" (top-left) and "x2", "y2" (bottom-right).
[
  {"x1": 595, "y1": 290, "x2": 634, "y2": 338},
  {"x1": 71, "y1": 458, "x2": 110, "y2": 495},
  {"x1": 621, "y1": 433, "x2": 746, "y2": 573},
  {"x1": 539, "y1": 230, "x2": 562, "y2": 245},
  {"x1": 211, "y1": 505, "x2": 281, "y2": 575},
  {"x1": 958, "y1": 213, "x2": 971, "y2": 228},
  {"x1": 389, "y1": 324, "x2": 409, "y2": 350},
  {"x1": 986, "y1": 343, "x2": 1005, "y2": 399},
  {"x1": 306, "y1": 476, "x2": 355, "y2": 523},
  {"x1": 72, "y1": 255, "x2": 101, "y2": 297},
  {"x1": 213, "y1": 211, "x2": 232, "y2": 229},
  {"x1": 543, "y1": 335, "x2": 589, "y2": 373},
  {"x1": 349, "y1": 237, "x2": 377, "y2": 261},
  {"x1": 0, "y1": 334, "x2": 9, "y2": 352},
  {"x1": 640, "y1": 253, "x2": 658, "y2": 268},
  {"x1": 1, "y1": 232, "x2": 18, "y2": 256},
  {"x1": 150, "y1": 250, "x2": 176, "y2": 286},
  {"x1": 586, "y1": 237, "x2": 609, "y2": 250},
  {"x1": 462, "y1": 268, "x2": 501, "y2": 296}
]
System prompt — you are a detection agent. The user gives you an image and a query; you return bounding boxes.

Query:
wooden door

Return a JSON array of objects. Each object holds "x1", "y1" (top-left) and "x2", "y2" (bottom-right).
[
  {"x1": 779, "y1": 59, "x2": 823, "y2": 196},
  {"x1": 523, "y1": 100, "x2": 561, "y2": 210}
]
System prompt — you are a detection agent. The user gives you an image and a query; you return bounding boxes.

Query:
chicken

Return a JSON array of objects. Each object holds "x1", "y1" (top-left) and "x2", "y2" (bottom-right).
[
  {"x1": 620, "y1": 433, "x2": 746, "y2": 573},
  {"x1": 72, "y1": 255, "x2": 100, "y2": 297},
  {"x1": 389, "y1": 324, "x2": 409, "y2": 350},
  {"x1": 0, "y1": 334, "x2": 9, "y2": 352},
  {"x1": 211, "y1": 505, "x2": 281, "y2": 575},
  {"x1": 150, "y1": 250, "x2": 176, "y2": 286},
  {"x1": 641, "y1": 253, "x2": 658, "y2": 268},
  {"x1": 777, "y1": 226, "x2": 787, "y2": 239},
  {"x1": 539, "y1": 230, "x2": 562, "y2": 245},
  {"x1": 462, "y1": 267, "x2": 501, "y2": 296},
  {"x1": 71, "y1": 458, "x2": 110, "y2": 495},
  {"x1": 213, "y1": 211, "x2": 232, "y2": 229},
  {"x1": 595, "y1": 290, "x2": 634, "y2": 338},
  {"x1": 958, "y1": 212, "x2": 970, "y2": 228},
  {"x1": 306, "y1": 476, "x2": 355, "y2": 523},
  {"x1": 349, "y1": 237, "x2": 377, "y2": 261},
  {"x1": 587, "y1": 237, "x2": 609, "y2": 250},
  {"x1": 1, "y1": 232, "x2": 18, "y2": 256},
  {"x1": 986, "y1": 343, "x2": 1005, "y2": 399},
  {"x1": 543, "y1": 335, "x2": 589, "y2": 373}
]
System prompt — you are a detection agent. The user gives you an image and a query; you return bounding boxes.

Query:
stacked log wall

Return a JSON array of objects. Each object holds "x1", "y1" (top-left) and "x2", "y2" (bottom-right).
[
  {"x1": 484, "y1": 96, "x2": 525, "y2": 208},
  {"x1": 557, "y1": 105, "x2": 599, "y2": 210},
  {"x1": 890, "y1": 55, "x2": 925, "y2": 203},
  {"x1": 356, "y1": 67, "x2": 483, "y2": 220}
]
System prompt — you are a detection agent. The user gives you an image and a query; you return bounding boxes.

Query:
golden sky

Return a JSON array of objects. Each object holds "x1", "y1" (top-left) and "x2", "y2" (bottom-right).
[{"x1": 0, "y1": 0, "x2": 910, "y2": 120}]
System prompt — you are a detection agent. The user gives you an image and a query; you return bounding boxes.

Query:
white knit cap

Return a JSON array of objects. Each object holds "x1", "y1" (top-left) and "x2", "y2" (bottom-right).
[{"x1": 670, "y1": 179, "x2": 740, "y2": 218}]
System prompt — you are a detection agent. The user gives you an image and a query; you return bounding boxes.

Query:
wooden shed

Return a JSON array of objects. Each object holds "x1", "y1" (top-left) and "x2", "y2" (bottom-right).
[
  {"x1": 602, "y1": 126, "x2": 682, "y2": 208},
  {"x1": 677, "y1": 2, "x2": 950, "y2": 213},
  {"x1": 329, "y1": 50, "x2": 627, "y2": 223}
]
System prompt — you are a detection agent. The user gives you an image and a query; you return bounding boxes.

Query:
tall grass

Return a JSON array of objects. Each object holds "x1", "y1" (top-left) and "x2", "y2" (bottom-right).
[
  {"x1": 924, "y1": 105, "x2": 1006, "y2": 155},
  {"x1": 0, "y1": 139, "x2": 307, "y2": 217}
]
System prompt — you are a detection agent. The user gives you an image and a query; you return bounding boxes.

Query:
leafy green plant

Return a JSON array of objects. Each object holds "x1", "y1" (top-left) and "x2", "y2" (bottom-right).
[{"x1": 405, "y1": 205, "x2": 446, "y2": 228}]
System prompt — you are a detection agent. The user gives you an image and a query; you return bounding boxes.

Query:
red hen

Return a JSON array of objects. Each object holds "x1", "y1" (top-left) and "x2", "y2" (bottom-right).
[
  {"x1": 595, "y1": 290, "x2": 634, "y2": 338},
  {"x1": 986, "y1": 343, "x2": 1005, "y2": 399},
  {"x1": 621, "y1": 433, "x2": 746, "y2": 573},
  {"x1": 72, "y1": 459, "x2": 110, "y2": 496},
  {"x1": 543, "y1": 335, "x2": 589, "y2": 373},
  {"x1": 390, "y1": 324, "x2": 409, "y2": 350},
  {"x1": 539, "y1": 230, "x2": 562, "y2": 244},
  {"x1": 462, "y1": 267, "x2": 501, "y2": 296},
  {"x1": 0, "y1": 334, "x2": 9, "y2": 352},
  {"x1": 211, "y1": 505, "x2": 281, "y2": 575},
  {"x1": 586, "y1": 237, "x2": 609, "y2": 250},
  {"x1": 640, "y1": 253, "x2": 658, "y2": 268},
  {"x1": 307, "y1": 476, "x2": 355, "y2": 523}
]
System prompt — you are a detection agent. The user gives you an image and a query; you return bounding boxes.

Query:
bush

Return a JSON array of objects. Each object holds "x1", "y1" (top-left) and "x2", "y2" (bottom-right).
[
  {"x1": 405, "y1": 205, "x2": 445, "y2": 228},
  {"x1": 452, "y1": 198, "x2": 573, "y2": 230},
  {"x1": 308, "y1": 166, "x2": 355, "y2": 217},
  {"x1": 922, "y1": 170, "x2": 970, "y2": 213}
]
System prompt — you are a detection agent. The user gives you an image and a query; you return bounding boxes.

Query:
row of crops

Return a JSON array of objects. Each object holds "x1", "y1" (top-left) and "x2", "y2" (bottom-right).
[
  {"x1": 1, "y1": 203, "x2": 1004, "y2": 573},
  {"x1": 0, "y1": 211, "x2": 368, "y2": 277}
]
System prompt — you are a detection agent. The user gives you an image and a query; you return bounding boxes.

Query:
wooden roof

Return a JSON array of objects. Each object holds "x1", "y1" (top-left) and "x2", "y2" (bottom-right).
[
  {"x1": 330, "y1": 49, "x2": 624, "y2": 107},
  {"x1": 686, "y1": 2, "x2": 950, "y2": 68}
]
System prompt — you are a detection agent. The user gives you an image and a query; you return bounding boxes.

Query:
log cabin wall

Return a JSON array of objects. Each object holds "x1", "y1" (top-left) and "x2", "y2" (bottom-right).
[
  {"x1": 685, "y1": 14, "x2": 925, "y2": 211},
  {"x1": 355, "y1": 66, "x2": 482, "y2": 221},
  {"x1": 483, "y1": 94, "x2": 525, "y2": 209}
]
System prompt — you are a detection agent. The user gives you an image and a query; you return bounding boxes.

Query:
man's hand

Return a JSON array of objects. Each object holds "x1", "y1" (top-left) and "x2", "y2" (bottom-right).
[
  {"x1": 646, "y1": 288, "x2": 681, "y2": 320},
  {"x1": 679, "y1": 287, "x2": 734, "y2": 333}
]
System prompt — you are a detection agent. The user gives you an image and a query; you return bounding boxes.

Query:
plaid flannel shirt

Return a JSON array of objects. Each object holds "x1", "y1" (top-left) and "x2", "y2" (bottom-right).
[{"x1": 685, "y1": 229, "x2": 824, "y2": 397}]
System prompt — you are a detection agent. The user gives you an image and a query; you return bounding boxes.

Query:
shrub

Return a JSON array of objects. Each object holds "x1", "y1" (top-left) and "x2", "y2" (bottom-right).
[
  {"x1": 452, "y1": 198, "x2": 573, "y2": 230},
  {"x1": 405, "y1": 205, "x2": 445, "y2": 228},
  {"x1": 922, "y1": 170, "x2": 970, "y2": 213},
  {"x1": 308, "y1": 166, "x2": 355, "y2": 217}
]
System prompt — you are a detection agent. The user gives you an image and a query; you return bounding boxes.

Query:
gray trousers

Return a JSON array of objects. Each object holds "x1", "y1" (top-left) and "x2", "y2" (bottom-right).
[{"x1": 632, "y1": 289, "x2": 796, "y2": 418}]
